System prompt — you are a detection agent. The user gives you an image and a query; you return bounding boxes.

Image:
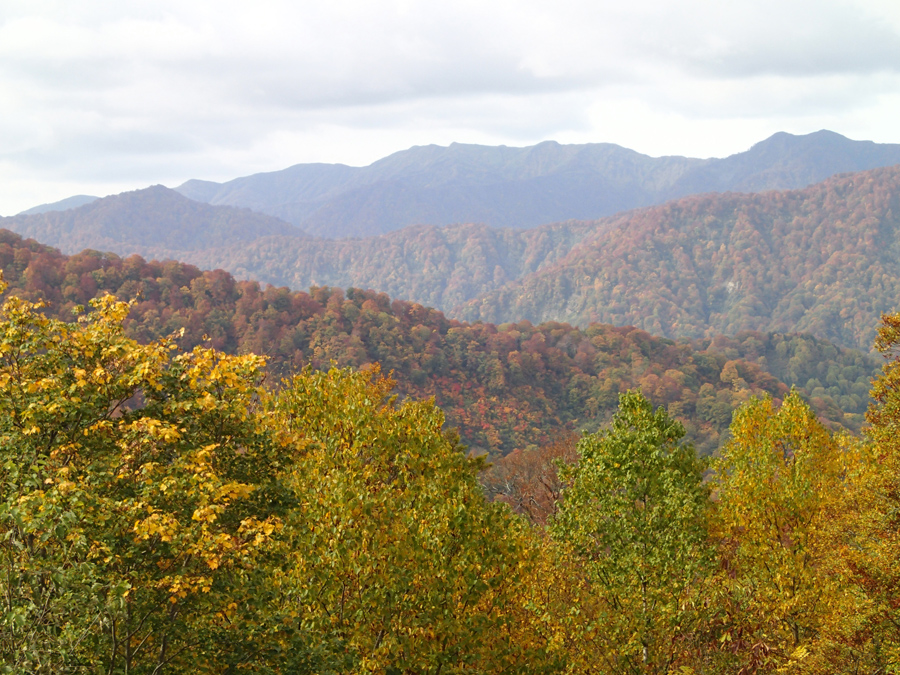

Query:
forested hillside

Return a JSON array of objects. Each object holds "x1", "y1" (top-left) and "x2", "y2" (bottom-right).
[
  {"x1": 4, "y1": 186, "x2": 599, "y2": 312},
  {"x1": 459, "y1": 164, "x2": 900, "y2": 351},
  {"x1": 8, "y1": 159, "x2": 900, "y2": 358},
  {"x1": 186, "y1": 220, "x2": 598, "y2": 311},
  {"x1": 195, "y1": 163, "x2": 900, "y2": 353},
  {"x1": 0, "y1": 229, "x2": 878, "y2": 456}
]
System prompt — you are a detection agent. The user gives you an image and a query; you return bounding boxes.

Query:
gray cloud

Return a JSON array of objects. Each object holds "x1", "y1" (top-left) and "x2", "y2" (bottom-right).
[
  {"x1": 1, "y1": 0, "x2": 900, "y2": 214},
  {"x1": 662, "y1": 1, "x2": 900, "y2": 78}
]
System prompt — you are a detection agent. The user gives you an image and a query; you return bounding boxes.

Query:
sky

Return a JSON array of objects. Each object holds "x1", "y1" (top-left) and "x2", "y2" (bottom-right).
[{"x1": 1, "y1": 0, "x2": 899, "y2": 216}]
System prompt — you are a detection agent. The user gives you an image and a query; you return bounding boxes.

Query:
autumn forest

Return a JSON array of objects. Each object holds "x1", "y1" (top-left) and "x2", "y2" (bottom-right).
[{"x1": 4, "y1": 152, "x2": 900, "y2": 673}]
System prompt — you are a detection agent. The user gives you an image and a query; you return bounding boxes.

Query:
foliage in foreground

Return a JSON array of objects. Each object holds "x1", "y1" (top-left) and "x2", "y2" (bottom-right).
[
  {"x1": 0, "y1": 289, "x2": 285, "y2": 673},
  {"x1": 3, "y1": 285, "x2": 900, "y2": 673},
  {"x1": 0, "y1": 286, "x2": 551, "y2": 673},
  {"x1": 480, "y1": 318, "x2": 900, "y2": 673},
  {"x1": 550, "y1": 393, "x2": 712, "y2": 673}
]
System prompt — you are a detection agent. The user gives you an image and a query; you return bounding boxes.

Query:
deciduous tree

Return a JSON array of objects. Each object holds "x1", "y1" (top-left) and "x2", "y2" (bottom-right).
[
  {"x1": 551, "y1": 390, "x2": 712, "y2": 674},
  {"x1": 266, "y1": 366, "x2": 558, "y2": 674},
  {"x1": 0, "y1": 286, "x2": 283, "y2": 673},
  {"x1": 711, "y1": 391, "x2": 850, "y2": 672}
]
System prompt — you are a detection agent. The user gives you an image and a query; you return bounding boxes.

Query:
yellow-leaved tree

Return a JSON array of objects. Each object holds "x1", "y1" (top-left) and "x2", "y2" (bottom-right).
[
  {"x1": 832, "y1": 312, "x2": 900, "y2": 673},
  {"x1": 710, "y1": 391, "x2": 852, "y2": 673},
  {"x1": 0, "y1": 281, "x2": 563, "y2": 674},
  {"x1": 0, "y1": 284, "x2": 285, "y2": 673},
  {"x1": 263, "y1": 366, "x2": 559, "y2": 674}
]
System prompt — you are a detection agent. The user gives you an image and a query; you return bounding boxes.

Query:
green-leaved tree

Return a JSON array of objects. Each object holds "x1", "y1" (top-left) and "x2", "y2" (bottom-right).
[{"x1": 551, "y1": 390, "x2": 711, "y2": 674}]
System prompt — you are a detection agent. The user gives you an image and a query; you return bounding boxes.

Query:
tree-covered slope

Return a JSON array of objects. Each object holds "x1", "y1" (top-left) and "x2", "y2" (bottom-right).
[
  {"x1": 185, "y1": 220, "x2": 600, "y2": 312},
  {"x1": 457, "y1": 165, "x2": 900, "y2": 351},
  {"x1": 0, "y1": 229, "x2": 878, "y2": 457},
  {"x1": 12, "y1": 163, "x2": 900, "y2": 357},
  {"x1": 175, "y1": 161, "x2": 900, "y2": 353}
]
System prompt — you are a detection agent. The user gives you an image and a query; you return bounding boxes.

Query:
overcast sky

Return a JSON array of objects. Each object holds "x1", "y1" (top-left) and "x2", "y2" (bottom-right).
[{"x1": 1, "y1": 0, "x2": 899, "y2": 215}]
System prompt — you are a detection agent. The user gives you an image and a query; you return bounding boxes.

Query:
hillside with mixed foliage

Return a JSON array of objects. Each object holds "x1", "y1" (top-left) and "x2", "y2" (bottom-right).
[
  {"x1": 0, "y1": 229, "x2": 879, "y2": 457},
  {"x1": 4, "y1": 188, "x2": 600, "y2": 312},
  {"x1": 27, "y1": 162, "x2": 896, "y2": 358},
  {"x1": 185, "y1": 220, "x2": 598, "y2": 312},
  {"x1": 458, "y1": 164, "x2": 900, "y2": 351},
  {"x1": 193, "y1": 163, "x2": 900, "y2": 353},
  {"x1": 175, "y1": 130, "x2": 900, "y2": 237},
  {"x1": 8, "y1": 156, "x2": 900, "y2": 359}
]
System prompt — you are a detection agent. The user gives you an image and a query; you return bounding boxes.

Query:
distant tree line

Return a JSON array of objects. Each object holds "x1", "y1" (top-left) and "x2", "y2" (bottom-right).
[{"x1": 0, "y1": 230, "x2": 878, "y2": 458}]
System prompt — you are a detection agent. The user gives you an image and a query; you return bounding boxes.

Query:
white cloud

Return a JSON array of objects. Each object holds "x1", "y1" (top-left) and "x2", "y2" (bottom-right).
[{"x1": 1, "y1": 0, "x2": 899, "y2": 214}]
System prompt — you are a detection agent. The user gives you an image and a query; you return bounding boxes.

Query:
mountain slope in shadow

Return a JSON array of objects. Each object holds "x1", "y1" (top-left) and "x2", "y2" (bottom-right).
[
  {"x1": 2, "y1": 185, "x2": 302, "y2": 261},
  {"x1": 175, "y1": 130, "x2": 900, "y2": 237}
]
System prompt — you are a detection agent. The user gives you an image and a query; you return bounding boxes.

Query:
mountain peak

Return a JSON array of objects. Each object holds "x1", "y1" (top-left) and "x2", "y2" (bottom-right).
[{"x1": 3, "y1": 185, "x2": 301, "y2": 261}]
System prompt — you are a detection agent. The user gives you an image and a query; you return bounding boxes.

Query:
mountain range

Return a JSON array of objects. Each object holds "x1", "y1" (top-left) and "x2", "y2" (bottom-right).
[
  {"x1": 171, "y1": 129, "x2": 900, "y2": 237},
  {"x1": 20, "y1": 130, "x2": 900, "y2": 239},
  {"x1": 6, "y1": 130, "x2": 900, "y2": 352}
]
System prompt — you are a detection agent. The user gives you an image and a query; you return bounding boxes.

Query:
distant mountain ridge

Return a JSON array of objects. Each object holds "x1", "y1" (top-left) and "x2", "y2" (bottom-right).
[
  {"x1": 175, "y1": 130, "x2": 900, "y2": 238},
  {"x1": 18, "y1": 194, "x2": 99, "y2": 215}
]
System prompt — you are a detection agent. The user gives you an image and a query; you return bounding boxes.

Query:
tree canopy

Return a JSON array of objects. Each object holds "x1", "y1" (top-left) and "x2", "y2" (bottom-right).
[{"x1": 2, "y1": 280, "x2": 900, "y2": 673}]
